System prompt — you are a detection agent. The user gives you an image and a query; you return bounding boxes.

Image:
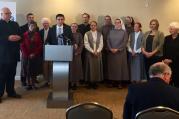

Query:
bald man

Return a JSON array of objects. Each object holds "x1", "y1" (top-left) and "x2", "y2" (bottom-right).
[
  {"x1": 0, "y1": 7, "x2": 22, "y2": 103},
  {"x1": 39, "y1": 17, "x2": 51, "y2": 86},
  {"x1": 123, "y1": 62, "x2": 179, "y2": 119}
]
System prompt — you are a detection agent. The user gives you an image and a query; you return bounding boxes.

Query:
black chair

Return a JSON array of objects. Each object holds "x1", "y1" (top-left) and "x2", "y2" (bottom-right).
[
  {"x1": 66, "y1": 102, "x2": 113, "y2": 119},
  {"x1": 135, "y1": 106, "x2": 179, "y2": 119}
]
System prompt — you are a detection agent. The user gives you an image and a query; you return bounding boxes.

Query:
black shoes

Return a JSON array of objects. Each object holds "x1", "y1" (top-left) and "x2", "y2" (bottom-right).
[
  {"x1": 0, "y1": 94, "x2": 21, "y2": 103},
  {"x1": 8, "y1": 93, "x2": 22, "y2": 98},
  {"x1": 86, "y1": 83, "x2": 98, "y2": 89},
  {"x1": 117, "y1": 84, "x2": 123, "y2": 89},
  {"x1": 71, "y1": 84, "x2": 77, "y2": 90}
]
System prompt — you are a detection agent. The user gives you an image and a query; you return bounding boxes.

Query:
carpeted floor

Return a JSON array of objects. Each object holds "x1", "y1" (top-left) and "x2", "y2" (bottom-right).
[{"x1": 0, "y1": 82, "x2": 128, "y2": 119}]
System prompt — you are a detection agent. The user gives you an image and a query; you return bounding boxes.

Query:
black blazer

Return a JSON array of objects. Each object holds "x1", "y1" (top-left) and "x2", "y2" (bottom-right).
[
  {"x1": 20, "y1": 23, "x2": 39, "y2": 34},
  {"x1": 0, "y1": 20, "x2": 21, "y2": 63},
  {"x1": 39, "y1": 28, "x2": 51, "y2": 45},
  {"x1": 20, "y1": 23, "x2": 28, "y2": 34},
  {"x1": 47, "y1": 24, "x2": 72, "y2": 45},
  {"x1": 123, "y1": 77, "x2": 179, "y2": 119}
]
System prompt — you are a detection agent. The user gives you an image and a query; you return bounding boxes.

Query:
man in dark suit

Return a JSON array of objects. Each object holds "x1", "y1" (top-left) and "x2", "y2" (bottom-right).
[
  {"x1": 20, "y1": 13, "x2": 39, "y2": 34},
  {"x1": 78, "y1": 13, "x2": 90, "y2": 37},
  {"x1": 0, "y1": 7, "x2": 22, "y2": 103},
  {"x1": 47, "y1": 14, "x2": 72, "y2": 45},
  {"x1": 78, "y1": 13, "x2": 91, "y2": 83},
  {"x1": 39, "y1": 17, "x2": 51, "y2": 44},
  {"x1": 123, "y1": 62, "x2": 179, "y2": 119},
  {"x1": 39, "y1": 17, "x2": 51, "y2": 86}
]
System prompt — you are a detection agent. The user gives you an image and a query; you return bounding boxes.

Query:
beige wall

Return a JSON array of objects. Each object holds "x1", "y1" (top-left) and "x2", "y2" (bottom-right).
[{"x1": 1, "y1": 0, "x2": 179, "y2": 35}]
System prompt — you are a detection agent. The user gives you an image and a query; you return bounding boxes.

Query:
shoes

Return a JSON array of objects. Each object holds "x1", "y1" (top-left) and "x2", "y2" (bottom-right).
[
  {"x1": 71, "y1": 84, "x2": 77, "y2": 90},
  {"x1": 0, "y1": 97, "x2": 2, "y2": 103},
  {"x1": 21, "y1": 82, "x2": 27, "y2": 87},
  {"x1": 117, "y1": 84, "x2": 123, "y2": 89},
  {"x1": 8, "y1": 93, "x2": 21, "y2": 98},
  {"x1": 86, "y1": 85, "x2": 92, "y2": 89},
  {"x1": 25, "y1": 85, "x2": 32, "y2": 90},
  {"x1": 92, "y1": 84, "x2": 98, "y2": 89}
]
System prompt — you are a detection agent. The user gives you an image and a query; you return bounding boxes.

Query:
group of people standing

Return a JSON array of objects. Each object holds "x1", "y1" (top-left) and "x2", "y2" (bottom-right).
[{"x1": 1, "y1": 6, "x2": 179, "y2": 103}]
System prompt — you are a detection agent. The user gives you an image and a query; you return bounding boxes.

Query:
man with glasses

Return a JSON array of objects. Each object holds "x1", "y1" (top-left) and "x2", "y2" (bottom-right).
[
  {"x1": 47, "y1": 14, "x2": 72, "y2": 45},
  {"x1": 0, "y1": 7, "x2": 22, "y2": 103},
  {"x1": 123, "y1": 62, "x2": 179, "y2": 119}
]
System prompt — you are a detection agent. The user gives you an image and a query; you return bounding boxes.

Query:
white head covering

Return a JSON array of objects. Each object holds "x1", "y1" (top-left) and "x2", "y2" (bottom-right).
[{"x1": 118, "y1": 18, "x2": 126, "y2": 30}]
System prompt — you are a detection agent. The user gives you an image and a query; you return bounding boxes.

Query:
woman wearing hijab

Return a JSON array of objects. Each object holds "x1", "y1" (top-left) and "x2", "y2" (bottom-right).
[{"x1": 107, "y1": 18, "x2": 129, "y2": 89}]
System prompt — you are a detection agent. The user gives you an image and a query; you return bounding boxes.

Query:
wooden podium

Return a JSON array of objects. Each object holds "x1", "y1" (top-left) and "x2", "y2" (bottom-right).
[{"x1": 45, "y1": 45, "x2": 73, "y2": 108}]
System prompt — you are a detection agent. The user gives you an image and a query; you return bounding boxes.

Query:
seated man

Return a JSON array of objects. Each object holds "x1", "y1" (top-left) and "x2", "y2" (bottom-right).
[{"x1": 123, "y1": 62, "x2": 179, "y2": 119}]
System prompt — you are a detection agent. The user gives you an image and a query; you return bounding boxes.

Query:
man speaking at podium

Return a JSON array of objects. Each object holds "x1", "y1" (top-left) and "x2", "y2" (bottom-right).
[{"x1": 46, "y1": 14, "x2": 72, "y2": 45}]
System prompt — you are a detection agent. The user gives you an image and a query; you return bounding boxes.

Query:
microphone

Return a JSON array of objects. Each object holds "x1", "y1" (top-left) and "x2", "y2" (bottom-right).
[{"x1": 62, "y1": 34, "x2": 71, "y2": 45}]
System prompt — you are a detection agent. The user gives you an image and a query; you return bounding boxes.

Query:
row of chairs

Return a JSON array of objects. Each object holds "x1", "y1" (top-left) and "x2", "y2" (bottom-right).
[{"x1": 66, "y1": 102, "x2": 179, "y2": 119}]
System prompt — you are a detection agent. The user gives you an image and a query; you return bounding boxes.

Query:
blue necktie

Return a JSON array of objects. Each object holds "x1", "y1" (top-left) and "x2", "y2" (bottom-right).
[{"x1": 58, "y1": 27, "x2": 64, "y2": 45}]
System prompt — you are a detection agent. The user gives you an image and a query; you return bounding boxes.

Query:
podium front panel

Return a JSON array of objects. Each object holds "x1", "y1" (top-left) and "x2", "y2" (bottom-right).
[{"x1": 45, "y1": 45, "x2": 73, "y2": 61}]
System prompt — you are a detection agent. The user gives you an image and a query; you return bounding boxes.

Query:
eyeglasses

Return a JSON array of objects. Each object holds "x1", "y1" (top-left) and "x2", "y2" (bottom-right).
[{"x1": 163, "y1": 72, "x2": 171, "y2": 76}]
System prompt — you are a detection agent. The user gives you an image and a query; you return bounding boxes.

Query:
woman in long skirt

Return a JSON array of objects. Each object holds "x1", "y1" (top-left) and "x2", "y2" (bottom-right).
[
  {"x1": 107, "y1": 18, "x2": 129, "y2": 89},
  {"x1": 70, "y1": 23, "x2": 83, "y2": 90},
  {"x1": 127, "y1": 22, "x2": 146, "y2": 83},
  {"x1": 84, "y1": 21, "x2": 103, "y2": 89}
]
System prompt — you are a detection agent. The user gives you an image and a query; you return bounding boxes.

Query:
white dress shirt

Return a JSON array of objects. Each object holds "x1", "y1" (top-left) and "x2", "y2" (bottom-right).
[
  {"x1": 56, "y1": 25, "x2": 64, "y2": 45},
  {"x1": 133, "y1": 31, "x2": 141, "y2": 53},
  {"x1": 44, "y1": 28, "x2": 49, "y2": 43},
  {"x1": 56, "y1": 25, "x2": 63, "y2": 37}
]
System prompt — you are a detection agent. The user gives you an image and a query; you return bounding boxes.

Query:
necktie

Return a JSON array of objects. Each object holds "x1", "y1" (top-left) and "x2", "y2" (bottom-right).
[{"x1": 58, "y1": 27, "x2": 63, "y2": 45}]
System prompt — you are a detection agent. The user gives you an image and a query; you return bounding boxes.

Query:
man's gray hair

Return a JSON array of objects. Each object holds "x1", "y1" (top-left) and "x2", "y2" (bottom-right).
[
  {"x1": 149, "y1": 62, "x2": 171, "y2": 78},
  {"x1": 41, "y1": 17, "x2": 51, "y2": 24},
  {"x1": 169, "y1": 22, "x2": 179, "y2": 29}
]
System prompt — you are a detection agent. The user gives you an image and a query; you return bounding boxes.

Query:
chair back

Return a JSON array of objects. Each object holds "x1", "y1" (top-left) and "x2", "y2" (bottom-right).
[
  {"x1": 135, "y1": 106, "x2": 179, "y2": 119},
  {"x1": 66, "y1": 102, "x2": 113, "y2": 119}
]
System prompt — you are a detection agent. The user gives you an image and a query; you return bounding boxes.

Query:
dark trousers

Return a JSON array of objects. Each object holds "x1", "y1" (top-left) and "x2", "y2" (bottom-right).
[
  {"x1": 170, "y1": 62, "x2": 179, "y2": 88},
  {"x1": 0, "y1": 62, "x2": 17, "y2": 97},
  {"x1": 81, "y1": 48, "x2": 87, "y2": 81},
  {"x1": 20, "y1": 59, "x2": 26, "y2": 85},
  {"x1": 21, "y1": 58, "x2": 40, "y2": 86},
  {"x1": 102, "y1": 50, "x2": 109, "y2": 81}
]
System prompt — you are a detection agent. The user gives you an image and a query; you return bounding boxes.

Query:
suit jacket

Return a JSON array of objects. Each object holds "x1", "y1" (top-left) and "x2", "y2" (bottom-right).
[
  {"x1": 123, "y1": 77, "x2": 179, "y2": 119},
  {"x1": 78, "y1": 23, "x2": 90, "y2": 37},
  {"x1": 47, "y1": 24, "x2": 72, "y2": 45},
  {"x1": 141, "y1": 30, "x2": 164, "y2": 57},
  {"x1": 0, "y1": 20, "x2": 21, "y2": 63},
  {"x1": 20, "y1": 23, "x2": 28, "y2": 34},
  {"x1": 20, "y1": 23, "x2": 39, "y2": 34},
  {"x1": 39, "y1": 28, "x2": 51, "y2": 44}
]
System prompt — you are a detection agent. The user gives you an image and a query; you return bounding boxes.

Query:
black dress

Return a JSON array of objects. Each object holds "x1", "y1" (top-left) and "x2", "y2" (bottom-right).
[
  {"x1": 145, "y1": 35, "x2": 161, "y2": 80},
  {"x1": 163, "y1": 34, "x2": 179, "y2": 87}
]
